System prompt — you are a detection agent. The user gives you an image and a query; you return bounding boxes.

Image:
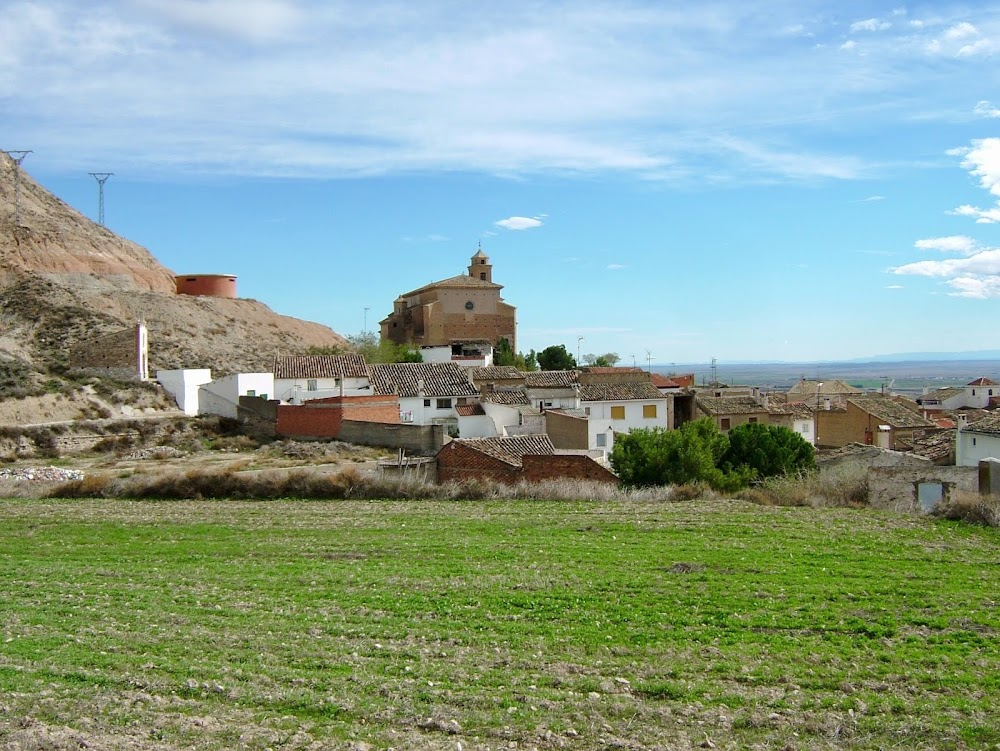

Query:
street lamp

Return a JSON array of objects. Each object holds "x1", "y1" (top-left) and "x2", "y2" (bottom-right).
[
  {"x1": 577, "y1": 336, "x2": 584, "y2": 366},
  {"x1": 814, "y1": 382, "x2": 823, "y2": 447}
]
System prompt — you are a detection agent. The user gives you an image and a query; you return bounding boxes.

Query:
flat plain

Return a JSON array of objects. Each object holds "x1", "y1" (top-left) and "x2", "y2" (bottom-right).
[{"x1": 1, "y1": 497, "x2": 998, "y2": 750}]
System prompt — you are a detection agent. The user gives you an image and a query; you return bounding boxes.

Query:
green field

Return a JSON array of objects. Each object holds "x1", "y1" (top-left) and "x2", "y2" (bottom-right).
[{"x1": 1, "y1": 498, "x2": 999, "y2": 750}]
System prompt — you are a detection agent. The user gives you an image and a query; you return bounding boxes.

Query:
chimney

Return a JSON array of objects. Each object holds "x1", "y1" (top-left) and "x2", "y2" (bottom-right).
[{"x1": 417, "y1": 378, "x2": 425, "y2": 398}]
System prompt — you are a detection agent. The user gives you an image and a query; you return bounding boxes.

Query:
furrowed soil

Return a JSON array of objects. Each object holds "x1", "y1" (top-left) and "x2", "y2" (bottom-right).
[{"x1": 1, "y1": 498, "x2": 998, "y2": 751}]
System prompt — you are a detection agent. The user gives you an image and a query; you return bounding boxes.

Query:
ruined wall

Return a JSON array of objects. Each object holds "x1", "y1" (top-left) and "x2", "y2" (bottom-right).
[
  {"x1": 338, "y1": 420, "x2": 444, "y2": 456},
  {"x1": 867, "y1": 465, "x2": 977, "y2": 513}
]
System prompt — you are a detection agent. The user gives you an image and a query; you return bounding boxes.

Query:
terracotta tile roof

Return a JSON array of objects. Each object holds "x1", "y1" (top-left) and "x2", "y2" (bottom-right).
[
  {"x1": 583, "y1": 366, "x2": 645, "y2": 375},
  {"x1": 368, "y1": 362, "x2": 479, "y2": 398},
  {"x1": 962, "y1": 412, "x2": 1000, "y2": 435},
  {"x1": 403, "y1": 273, "x2": 502, "y2": 297},
  {"x1": 448, "y1": 435, "x2": 555, "y2": 467},
  {"x1": 847, "y1": 396, "x2": 935, "y2": 429},
  {"x1": 580, "y1": 382, "x2": 666, "y2": 402},
  {"x1": 273, "y1": 354, "x2": 368, "y2": 379},
  {"x1": 482, "y1": 387, "x2": 531, "y2": 406},
  {"x1": 649, "y1": 373, "x2": 680, "y2": 388},
  {"x1": 697, "y1": 396, "x2": 766, "y2": 415},
  {"x1": 968, "y1": 377, "x2": 998, "y2": 386},
  {"x1": 786, "y1": 379, "x2": 863, "y2": 399},
  {"x1": 767, "y1": 402, "x2": 813, "y2": 419},
  {"x1": 472, "y1": 366, "x2": 524, "y2": 381},
  {"x1": 911, "y1": 430, "x2": 955, "y2": 462},
  {"x1": 456, "y1": 403, "x2": 486, "y2": 417},
  {"x1": 523, "y1": 370, "x2": 579, "y2": 388}
]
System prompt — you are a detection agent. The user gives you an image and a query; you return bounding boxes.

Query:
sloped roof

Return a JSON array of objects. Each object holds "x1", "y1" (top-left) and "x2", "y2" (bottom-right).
[
  {"x1": 580, "y1": 382, "x2": 665, "y2": 402},
  {"x1": 472, "y1": 366, "x2": 524, "y2": 381},
  {"x1": 583, "y1": 366, "x2": 645, "y2": 375},
  {"x1": 963, "y1": 412, "x2": 1000, "y2": 435},
  {"x1": 368, "y1": 362, "x2": 479, "y2": 398},
  {"x1": 482, "y1": 387, "x2": 531, "y2": 406},
  {"x1": 273, "y1": 354, "x2": 368, "y2": 380},
  {"x1": 697, "y1": 396, "x2": 766, "y2": 415},
  {"x1": 446, "y1": 434, "x2": 555, "y2": 468},
  {"x1": 402, "y1": 273, "x2": 502, "y2": 298},
  {"x1": 456, "y1": 403, "x2": 486, "y2": 417},
  {"x1": 649, "y1": 372, "x2": 680, "y2": 388},
  {"x1": 911, "y1": 429, "x2": 955, "y2": 462},
  {"x1": 768, "y1": 402, "x2": 813, "y2": 419},
  {"x1": 847, "y1": 396, "x2": 934, "y2": 428},
  {"x1": 969, "y1": 377, "x2": 998, "y2": 386},
  {"x1": 917, "y1": 387, "x2": 964, "y2": 403},
  {"x1": 523, "y1": 370, "x2": 579, "y2": 388},
  {"x1": 786, "y1": 379, "x2": 864, "y2": 399}
]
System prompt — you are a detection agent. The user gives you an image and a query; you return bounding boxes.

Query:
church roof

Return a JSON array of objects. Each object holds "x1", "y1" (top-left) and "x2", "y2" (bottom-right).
[{"x1": 401, "y1": 274, "x2": 502, "y2": 298}]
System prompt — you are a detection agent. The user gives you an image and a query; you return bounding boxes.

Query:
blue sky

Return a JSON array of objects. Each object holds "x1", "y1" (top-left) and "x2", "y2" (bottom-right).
[{"x1": 3, "y1": 1, "x2": 1000, "y2": 365}]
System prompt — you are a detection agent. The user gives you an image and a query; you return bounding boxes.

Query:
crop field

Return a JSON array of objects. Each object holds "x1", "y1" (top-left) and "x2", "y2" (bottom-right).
[{"x1": 1, "y1": 497, "x2": 999, "y2": 750}]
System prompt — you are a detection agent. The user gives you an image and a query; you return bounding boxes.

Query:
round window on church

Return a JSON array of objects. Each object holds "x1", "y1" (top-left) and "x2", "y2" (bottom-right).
[{"x1": 465, "y1": 301, "x2": 474, "y2": 310}]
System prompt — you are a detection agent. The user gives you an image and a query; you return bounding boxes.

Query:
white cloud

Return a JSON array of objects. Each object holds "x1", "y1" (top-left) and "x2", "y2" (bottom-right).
[
  {"x1": 606, "y1": 264, "x2": 626, "y2": 270},
  {"x1": 495, "y1": 216, "x2": 543, "y2": 230},
  {"x1": 944, "y1": 22, "x2": 979, "y2": 40},
  {"x1": 840, "y1": 40, "x2": 857, "y2": 51},
  {"x1": 957, "y1": 38, "x2": 1000, "y2": 57},
  {"x1": 892, "y1": 248, "x2": 1000, "y2": 277},
  {"x1": 945, "y1": 276, "x2": 1000, "y2": 298},
  {"x1": 862, "y1": 195, "x2": 884, "y2": 201},
  {"x1": 885, "y1": 284, "x2": 904, "y2": 289},
  {"x1": 131, "y1": 0, "x2": 305, "y2": 43},
  {"x1": 914, "y1": 236, "x2": 978, "y2": 254},
  {"x1": 850, "y1": 18, "x2": 891, "y2": 32},
  {"x1": 950, "y1": 205, "x2": 1000, "y2": 223},
  {"x1": 975, "y1": 100, "x2": 1000, "y2": 118}
]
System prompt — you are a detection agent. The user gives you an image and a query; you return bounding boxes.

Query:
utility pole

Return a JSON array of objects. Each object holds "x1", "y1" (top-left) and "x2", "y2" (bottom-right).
[
  {"x1": 88, "y1": 172, "x2": 113, "y2": 226},
  {"x1": 577, "y1": 336, "x2": 583, "y2": 366},
  {"x1": 3, "y1": 150, "x2": 32, "y2": 226},
  {"x1": 646, "y1": 349, "x2": 652, "y2": 373},
  {"x1": 363, "y1": 307, "x2": 370, "y2": 334}
]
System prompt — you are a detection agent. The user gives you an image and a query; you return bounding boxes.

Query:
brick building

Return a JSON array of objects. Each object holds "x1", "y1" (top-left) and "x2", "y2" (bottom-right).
[
  {"x1": 436, "y1": 434, "x2": 617, "y2": 485},
  {"x1": 815, "y1": 395, "x2": 935, "y2": 450},
  {"x1": 276, "y1": 394, "x2": 400, "y2": 439},
  {"x1": 380, "y1": 248, "x2": 517, "y2": 351}
]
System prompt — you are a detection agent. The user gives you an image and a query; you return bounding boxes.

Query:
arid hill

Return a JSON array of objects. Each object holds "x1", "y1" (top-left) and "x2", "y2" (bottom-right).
[{"x1": 0, "y1": 152, "x2": 348, "y2": 382}]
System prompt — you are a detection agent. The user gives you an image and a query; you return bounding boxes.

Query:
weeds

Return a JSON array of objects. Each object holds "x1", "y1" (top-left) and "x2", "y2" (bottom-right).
[{"x1": 933, "y1": 490, "x2": 1000, "y2": 527}]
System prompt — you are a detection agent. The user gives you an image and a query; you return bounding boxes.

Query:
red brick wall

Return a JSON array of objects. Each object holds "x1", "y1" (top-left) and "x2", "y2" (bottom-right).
[
  {"x1": 277, "y1": 395, "x2": 399, "y2": 439},
  {"x1": 521, "y1": 454, "x2": 618, "y2": 484},
  {"x1": 436, "y1": 442, "x2": 519, "y2": 483}
]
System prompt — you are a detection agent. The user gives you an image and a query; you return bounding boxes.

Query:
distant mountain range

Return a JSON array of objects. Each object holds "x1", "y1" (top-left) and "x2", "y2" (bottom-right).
[{"x1": 848, "y1": 351, "x2": 1000, "y2": 363}]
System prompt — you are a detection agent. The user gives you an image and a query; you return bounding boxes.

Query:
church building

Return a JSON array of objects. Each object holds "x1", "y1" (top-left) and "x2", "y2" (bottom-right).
[{"x1": 380, "y1": 248, "x2": 517, "y2": 352}]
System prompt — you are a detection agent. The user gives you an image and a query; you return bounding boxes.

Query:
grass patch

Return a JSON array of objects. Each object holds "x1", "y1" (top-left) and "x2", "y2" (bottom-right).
[{"x1": 0, "y1": 498, "x2": 998, "y2": 750}]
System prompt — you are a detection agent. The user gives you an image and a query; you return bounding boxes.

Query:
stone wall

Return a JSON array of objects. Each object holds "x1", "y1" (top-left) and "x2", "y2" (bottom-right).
[
  {"x1": 867, "y1": 465, "x2": 977, "y2": 513},
  {"x1": 338, "y1": 421, "x2": 444, "y2": 456}
]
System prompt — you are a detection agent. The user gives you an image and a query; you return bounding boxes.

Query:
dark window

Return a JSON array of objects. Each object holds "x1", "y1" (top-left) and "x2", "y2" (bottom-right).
[
  {"x1": 423, "y1": 399, "x2": 431, "y2": 407},
  {"x1": 480, "y1": 272, "x2": 486, "y2": 280},
  {"x1": 436, "y1": 398, "x2": 452, "y2": 409},
  {"x1": 748, "y1": 417, "x2": 758, "y2": 424},
  {"x1": 721, "y1": 418, "x2": 731, "y2": 430}
]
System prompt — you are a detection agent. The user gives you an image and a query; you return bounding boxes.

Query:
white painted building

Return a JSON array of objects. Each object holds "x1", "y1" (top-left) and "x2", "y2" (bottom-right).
[
  {"x1": 272, "y1": 354, "x2": 371, "y2": 403},
  {"x1": 420, "y1": 342, "x2": 494, "y2": 368},
  {"x1": 156, "y1": 369, "x2": 213, "y2": 416},
  {"x1": 199, "y1": 373, "x2": 274, "y2": 419},
  {"x1": 579, "y1": 382, "x2": 670, "y2": 455},
  {"x1": 956, "y1": 412, "x2": 1000, "y2": 466},
  {"x1": 368, "y1": 362, "x2": 480, "y2": 431}
]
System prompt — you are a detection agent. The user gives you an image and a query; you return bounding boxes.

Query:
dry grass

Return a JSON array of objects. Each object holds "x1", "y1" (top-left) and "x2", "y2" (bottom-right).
[
  {"x1": 933, "y1": 489, "x2": 1000, "y2": 527},
  {"x1": 737, "y1": 465, "x2": 869, "y2": 508}
]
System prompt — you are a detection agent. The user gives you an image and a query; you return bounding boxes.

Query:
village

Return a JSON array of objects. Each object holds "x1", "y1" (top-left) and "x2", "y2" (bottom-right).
[{"x1": 117, "y1": 249, "x2": 999, "y2": 508}]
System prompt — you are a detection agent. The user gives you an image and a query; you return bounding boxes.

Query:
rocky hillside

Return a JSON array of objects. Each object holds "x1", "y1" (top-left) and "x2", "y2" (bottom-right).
[{"x1": 0, "y1": 152, "x2": 348, "y2": 383}]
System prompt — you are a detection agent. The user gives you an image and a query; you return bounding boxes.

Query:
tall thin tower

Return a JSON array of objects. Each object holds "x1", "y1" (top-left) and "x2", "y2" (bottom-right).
[
  {"x1": 88, "y1": 172, "x2": 113, "y2": 226},
  {"x1": 3, "y1": 150, "x2": 32, "y2": 226}
]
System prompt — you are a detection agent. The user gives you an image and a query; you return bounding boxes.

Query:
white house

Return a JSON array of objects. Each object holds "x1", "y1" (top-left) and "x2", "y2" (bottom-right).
[
  {"x1": 523, "y1": 370, "x2": 582, "y2": 411},
  {"x1": 272, "y1": 354, "x2": 371, "y2": 403},
  {"x1": 918, "y1": 377, "x2": 999, "y2": 415},
  {"x1": 956, "y1": 412, "x2": 1000, "y2": 467},
  {"x1": 368, "y1": 362, "x2": 480, "y2": 431},
  {"x1": 156, "y1": 368, "x2": 213, "y2": 416},
  {"x1": 420, "y1": 342, "x2": 494, "y2": 368},
  {"x1": 579, "y1": 381, "x2": 670, "y2": 455},
  {"x1": 199, "y1": 373, "x2": 274, "y2": 419}
]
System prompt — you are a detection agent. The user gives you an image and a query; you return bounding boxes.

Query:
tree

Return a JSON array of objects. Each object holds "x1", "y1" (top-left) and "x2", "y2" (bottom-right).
[
  {"x1": 720, "y1": 423, "x2": 814, "y2": 483},
  {"x1": 583, "y1": 352, "x2": 620, "y2": 367},
  {"x1": 610, "y1": 418, "x2": 742, "y2": 490},
  {"x1": 537, "y1": 344, "x2": 576, "y2": 371},
  {"x1": 344, "y1": 332, "x2": 422, "y2": 364},
  {"x1": 496, "y1": 338, "x2": 538, "y2": 371}
]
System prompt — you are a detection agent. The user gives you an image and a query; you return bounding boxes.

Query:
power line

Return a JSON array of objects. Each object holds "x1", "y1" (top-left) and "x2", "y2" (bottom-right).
[
  {"x1": 3, "y1": 150, "x2": 32, "y2": 226},
  {"x1": 88, "y1": 172, "x2": 113, "y2": 226}
]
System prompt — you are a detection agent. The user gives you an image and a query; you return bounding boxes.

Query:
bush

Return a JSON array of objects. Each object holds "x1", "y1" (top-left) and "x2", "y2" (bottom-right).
[
  {"x1": 933, "y1": 491, "x2": 1000, "y2": 527},
  {"x1": 721, "y1": 423, "x2": 815, "y2": 484}
]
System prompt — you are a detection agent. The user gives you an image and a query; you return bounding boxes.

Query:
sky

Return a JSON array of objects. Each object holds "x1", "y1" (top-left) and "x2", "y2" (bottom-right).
[{"x1": 2, "y1": 0, "x2": 1000, "y2": 366}]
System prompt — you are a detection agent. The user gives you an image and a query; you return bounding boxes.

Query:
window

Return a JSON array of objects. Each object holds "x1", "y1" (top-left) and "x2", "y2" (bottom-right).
[
  {"x1": 721, "y1": 418, "x2": 731, "y2": 430},
  {"x1": 423, "y1": 399, "x2": 431, "y2": 407},
  {"x1": 596, "y1": 433, "x2": 607, "y2": 447},
  {"x1": 610, "y1": 405, "x2": 625, "y2": 420},
  {"x1": 246, "y1": 389, "x2": 256, "y2": 397},
  {"x1": 436, "y1": 398, "x2": 452, "y2": 409},
  {"x1": 544, "y1": 401, "x2": 553, "y2": 408},
  {"x1": 584, "y1": 407, "x2": 591, "y2": 415},
  {"x1": 307, "y1": 379, "x2": 318, "y2": 391},
  {"x1": 917, "y1": 482, "x2": 944, "y2": 513},
  {"x1": 748, "y1": 417, "x2": 758, "y2": 424},
  {"x1": 642, "y1": 404, "x2": 657, "y2": 418},
  {"x1": 480, "y1": 272, "x2": 486, "y2": 280}
]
